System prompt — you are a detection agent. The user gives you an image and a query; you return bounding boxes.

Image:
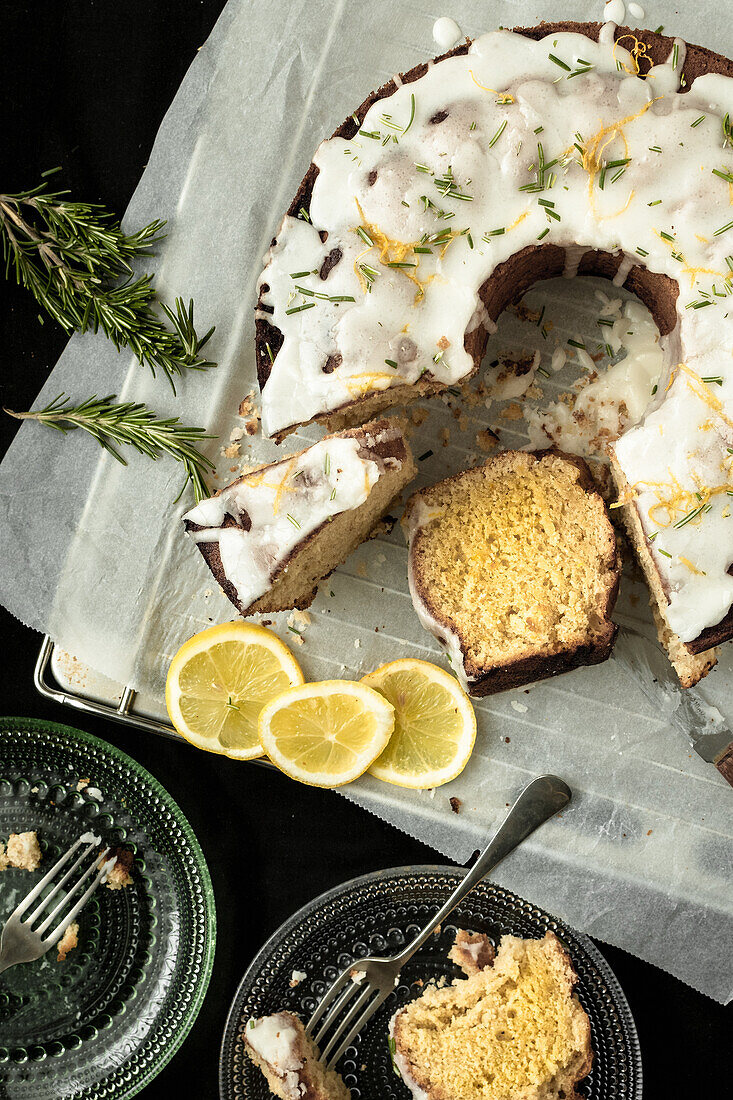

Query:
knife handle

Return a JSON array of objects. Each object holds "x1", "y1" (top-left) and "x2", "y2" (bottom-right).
[{"x1": 715, "y1": 743, "x2": 733, "y2": 787}]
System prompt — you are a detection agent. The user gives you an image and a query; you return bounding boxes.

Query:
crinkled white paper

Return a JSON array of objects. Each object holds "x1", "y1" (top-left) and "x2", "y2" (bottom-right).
[{"x1": 1, "y1": 0, "x2": 732, "y2": 1002}]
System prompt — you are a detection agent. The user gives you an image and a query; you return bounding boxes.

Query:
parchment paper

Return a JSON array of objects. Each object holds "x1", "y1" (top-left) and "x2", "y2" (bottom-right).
[{"x1": 1, "y1": 0, "x2": 732, "y2": 1002}]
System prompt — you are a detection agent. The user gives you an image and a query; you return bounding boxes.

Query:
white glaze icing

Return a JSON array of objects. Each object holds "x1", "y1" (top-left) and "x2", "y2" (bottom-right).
[
  {"x1": 527, "y1": 298, "x2": 664, "y2": 459},
  {"x1": 604, "y1": 0, "x2": 626, "y2": 24},
  {"x1": 388, "y1": 1012, "x2": 431, "y2": 1100},
  {"x1": 259, "y1": 27, "x2": 733, "y2": 641},
  {"x1": 433, "y1": 17, "x2": 462, "y2": 52},
  {"x1": 183, "y1": 435, "x2": 386, "y2": 611},
  {"x1": 246, "y1": 1014, "x2": 304, "y2": 1098}
]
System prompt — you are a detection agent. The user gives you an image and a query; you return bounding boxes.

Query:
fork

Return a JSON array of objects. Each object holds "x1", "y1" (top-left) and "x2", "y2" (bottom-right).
[
  {"x1": 306, "y1": 773, "x2": 571, "y2": 1067},
  {"x1": 0, "y1": 832, "x2": 118, "y2": 974}
]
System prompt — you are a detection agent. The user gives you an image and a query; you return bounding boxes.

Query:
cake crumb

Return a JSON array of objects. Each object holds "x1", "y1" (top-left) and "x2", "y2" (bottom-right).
[
  {"x1": 410, "y1": 407, "x2": 430, "y2": 426},
  {"x1": 105, "y1": 849, "x2": 133, "y2": 890},
  {"x1": 511, "y1": 700, "x2": 528, "y2": 714},
  {"x1": 356, "y1": 561, "x2": 369, "y2": 578},
  {"x1": 475, "y1": 429, "x2": 498, "y2": 453},
  {"x1": 224, "y1": 442, "x2": 241, "y2": 458},
  {"x1": 289, "y1": 969, "x2": 308, "y2": 987},
  {"x1": 76, "y1": 778, "x2": 90, "y2": 792},
  {"x1": 440, "y1": 427, "x2": 451, "y2": 447},
  {"x1": 4, "y1": 832, "x2": 42, "y2": 871},
  {"x1": 56, "y1": 921, "x2": 79, "y2": 961},
  {"x1": 449, "y1": 797, "x2": 462, "y2": 814},
  {"x1": 500, "y1": 402, "x2": 523, "y2": 420}
]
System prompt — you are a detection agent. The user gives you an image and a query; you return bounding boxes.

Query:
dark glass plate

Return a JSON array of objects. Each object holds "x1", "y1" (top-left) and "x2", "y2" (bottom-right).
[
  {"x1": 220, "y1": 867, "x2": 641, "y2": 1100},
  {"x1": 0, "y1": 717, "x2": 215, "y2": 1099}
]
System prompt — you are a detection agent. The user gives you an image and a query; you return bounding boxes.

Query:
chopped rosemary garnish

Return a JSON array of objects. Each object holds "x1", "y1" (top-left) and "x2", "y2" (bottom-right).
[
  {"x1": 403, "y1": 94, "x2": 416, "y2": 135},
  {"x1": 674, "y1": 503, "x2": 712, "y2": 528},
  {"x1": 712, "y1": 168, "x2": 733, "y2": 184},
  {"x1": 330, "y1": 487, "x2": 336, "y2": 501},
  {"x1": 649, "y1": 145, "x2": 662, "y2": 154},
  {"x1": 482, "y1": 228, "x2": 505, "y2": 239},
  {"x1": 658, "y1": 547, "x2": 673, "y2": 558},
  {"x1": 285, "y1": 302, "x2": 316, "y2": 315},
  {"x1": 691, "y1": 115, "x2": 706, "y2": 128},
  {"x1": 286, "y1": 513, "x2": 301, "y2": 529},
  {"x1": 715, "y1": 220, "x2": 733, "y2": 237},
  {"x1": 567, "y1": 338, "x2": 586, "y2": 349},
  {"x1": 548, "y1": 53, "x2": 570, "y2": 71},
  {"x1": 356, "y1": 226, "x2": 373, "y2": 246},
  {"x1": 702, "y1": 375, "x2": 724, "y2": 384},
  {"x1": 671, "y1": 43, "x2": 679, "y2": 70},
  {"x1": 636, "y1": 247, "x2": 649, "y2": 257},
  {"x1": 289, "y1": 270, "x2": 311, "y2": 278},
  {"x1": 324, "y1": 453, "x2": 331, "y2": 476},
  {"x1": 298, "y1": 207, "x2": 310, "y2": 222},
  {"x1": 413, "y1": 246, "x2": 432, "y2": 254},
  {"x1": 385, "y1": 358, "x2": 398, "y2": 368},
  {"x1": 385, "y1": 261, "x2": 417, "y2": 268},
  {"x1": 537, "y1": 227, "x2": 550, "y2": 240},
  {"x1": 724, "y1": 113, "x2": 733, "y2": 148},
  {"x1": 488, "y1": 120, "x2": 507, "y2": 148},
  {"x1": 265, "y1": 342, "x2": 274, "y2": 363},
  {"x1": 647, "y1": 199, "x2": 662, "y2": 206}
]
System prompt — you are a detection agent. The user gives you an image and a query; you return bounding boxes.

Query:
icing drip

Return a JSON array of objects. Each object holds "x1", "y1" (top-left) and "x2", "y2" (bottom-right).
[
  {"x1": 259, "y1": 28, "x2": 733, "y2": 640},
  {"x1": 433, "y1": 17, "x2": 462, "y2": 52},
  {"x1": 184, "y1": 436, "x2": 383, "y2": 610}
]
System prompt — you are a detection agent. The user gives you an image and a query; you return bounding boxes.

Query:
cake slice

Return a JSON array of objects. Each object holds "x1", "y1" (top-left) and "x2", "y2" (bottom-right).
[
  {"x1": 390, "y1": 931, "x2": 593, "y2": 1100},
  {"x1": 244, "y1": 1011, "x2": 350, "y2": 1099},
  {"x1": 183, "y1": 417, "x2": 415, "y2": 616},
  {"x1": 403, "y1": 449, "x2": 620, "y2": 695},
  {"x1": 610, "y1": 455, "x2": 719, "y2": 688}
]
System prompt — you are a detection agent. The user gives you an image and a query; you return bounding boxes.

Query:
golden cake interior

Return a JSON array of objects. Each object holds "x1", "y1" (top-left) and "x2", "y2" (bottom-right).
[
  {"x1": 393, "y1": 932, "x2": 592, "y2": 1100},
  {"x1": 409, "y1": 451, "x2": 618, "y2": 674}
]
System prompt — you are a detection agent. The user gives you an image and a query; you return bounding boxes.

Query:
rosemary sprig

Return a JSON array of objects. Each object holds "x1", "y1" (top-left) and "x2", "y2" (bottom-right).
[
  {"x1": 0, "y1": 181, "x2": 215, "y2": 390},
  {"x1": 5, "y1": 393, "x2": 215, "y2": 502}
]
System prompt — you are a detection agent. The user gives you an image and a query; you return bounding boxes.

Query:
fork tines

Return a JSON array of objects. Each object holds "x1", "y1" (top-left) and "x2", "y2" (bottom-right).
[{"x1": 16, "y1": 832, "x2": 116, "y2": 944}]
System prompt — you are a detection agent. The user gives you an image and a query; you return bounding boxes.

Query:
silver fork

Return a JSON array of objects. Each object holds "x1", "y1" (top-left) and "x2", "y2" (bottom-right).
[
  {"x1": 306, "y1": 773, "x2": 571, "y2": 1067},
  {"x1": 0, "y1": 832, "x2": 118, "y2": 974}
]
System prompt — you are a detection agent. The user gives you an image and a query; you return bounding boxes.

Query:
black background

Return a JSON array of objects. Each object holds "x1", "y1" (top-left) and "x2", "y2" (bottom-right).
[{"x1": 1, "y1": 1, "x2": 730, "y2": 1095}]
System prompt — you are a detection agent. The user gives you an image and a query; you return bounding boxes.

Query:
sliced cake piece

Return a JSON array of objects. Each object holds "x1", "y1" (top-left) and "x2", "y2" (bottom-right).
[
  {"x1": 390, "y1": 932, "x2": 593, "y2": 1100},
  {"x1": 244, "y1": 1011, "x2": 350, "y2": 1100},
  {"x1": 403, "y1": 449, "x2": 620, "y2": 696},
  {"x1": 183, "y1": 417, "x2": 415, "y2": 616}
]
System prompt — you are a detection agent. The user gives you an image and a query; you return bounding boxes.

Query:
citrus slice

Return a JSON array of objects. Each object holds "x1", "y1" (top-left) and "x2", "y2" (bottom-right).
[
  {"x1": 258, "y1": 680, "x2": 395, "y2": 787},
  {"x1": 165, "y1": 622, "x2": 304, "y2": 759},
  {"x1": 361, "y1": 658, "x2": 476, "y2": 788}
]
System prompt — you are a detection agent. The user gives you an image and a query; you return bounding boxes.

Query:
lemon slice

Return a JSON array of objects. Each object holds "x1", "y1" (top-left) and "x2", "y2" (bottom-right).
[
  {"x1": 361, "y1": 659, "x2": 476, "y2": 788},
  {"x1": 165, "y1": 622, "x2": 304, "y2": 759},
  {"x1": 258, "y1": 680, "x2": 395, "y2": 787}
]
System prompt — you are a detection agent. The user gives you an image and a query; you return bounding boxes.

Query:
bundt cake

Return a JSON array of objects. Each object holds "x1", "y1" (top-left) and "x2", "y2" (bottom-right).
[
  {"x1": 255, "y1": 20, "x2": 733, "y2": 672},
  {"x1": 183, "y1": 417, "x2": 414, "y2": 616},
  {"x1": 403, "y1": 449, "x2": 620, "y2": 695},
  {"x1": 245, "y1": 1011, "x2": 350, "y2": 1100},
  {"x1": 390, "y1": 930, "x2": 593, "y2": 1100}
]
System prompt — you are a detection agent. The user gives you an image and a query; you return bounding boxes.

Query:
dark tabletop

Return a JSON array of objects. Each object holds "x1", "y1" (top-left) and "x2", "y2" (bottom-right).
[{"x1": 1, "y1": 1, "x2": 730, "y2": 1095}]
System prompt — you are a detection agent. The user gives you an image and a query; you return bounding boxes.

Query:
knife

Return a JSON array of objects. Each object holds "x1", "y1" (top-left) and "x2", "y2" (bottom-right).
[{"x1": 612, "y1": 626, "x2": 733, "y2": 787}]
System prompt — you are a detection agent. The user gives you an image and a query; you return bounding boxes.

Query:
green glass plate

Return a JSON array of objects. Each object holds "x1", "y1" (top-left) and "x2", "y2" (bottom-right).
[{"x1": 0, "y1": 717, "x2": 215, "y2": 1099}]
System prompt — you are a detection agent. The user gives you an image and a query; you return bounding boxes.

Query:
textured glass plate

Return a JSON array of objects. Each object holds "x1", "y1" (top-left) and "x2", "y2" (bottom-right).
[
  {"x1": 220, "y1": 867, "x2": 642, "y2": 1100},
  {"x1": 0, "y1": 717, "x2": 215, "y2": 1099}
]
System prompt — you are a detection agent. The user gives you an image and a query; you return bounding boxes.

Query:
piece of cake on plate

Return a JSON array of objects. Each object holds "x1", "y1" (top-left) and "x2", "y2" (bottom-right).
[
  {"x1": 390, "y1": 930, "x2": 593, "y2": 1100},
  {"x1": 245, "y1": 1011, "x2": 350, "y2": 1099}
]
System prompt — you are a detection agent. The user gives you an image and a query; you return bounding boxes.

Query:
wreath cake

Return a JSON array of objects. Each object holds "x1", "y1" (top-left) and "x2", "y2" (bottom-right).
[{"x1": 253, "y1": 20, "x2": 733, "y2": 684}]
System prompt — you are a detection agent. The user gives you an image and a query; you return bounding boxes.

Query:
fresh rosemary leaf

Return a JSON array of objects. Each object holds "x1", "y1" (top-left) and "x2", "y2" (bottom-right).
[
  {"x1": 0, "y1": 181, "x2": 216, "y2": 391},
  {"x1": 5, "y1": 393, "x2": 215, "y2": 502}
]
